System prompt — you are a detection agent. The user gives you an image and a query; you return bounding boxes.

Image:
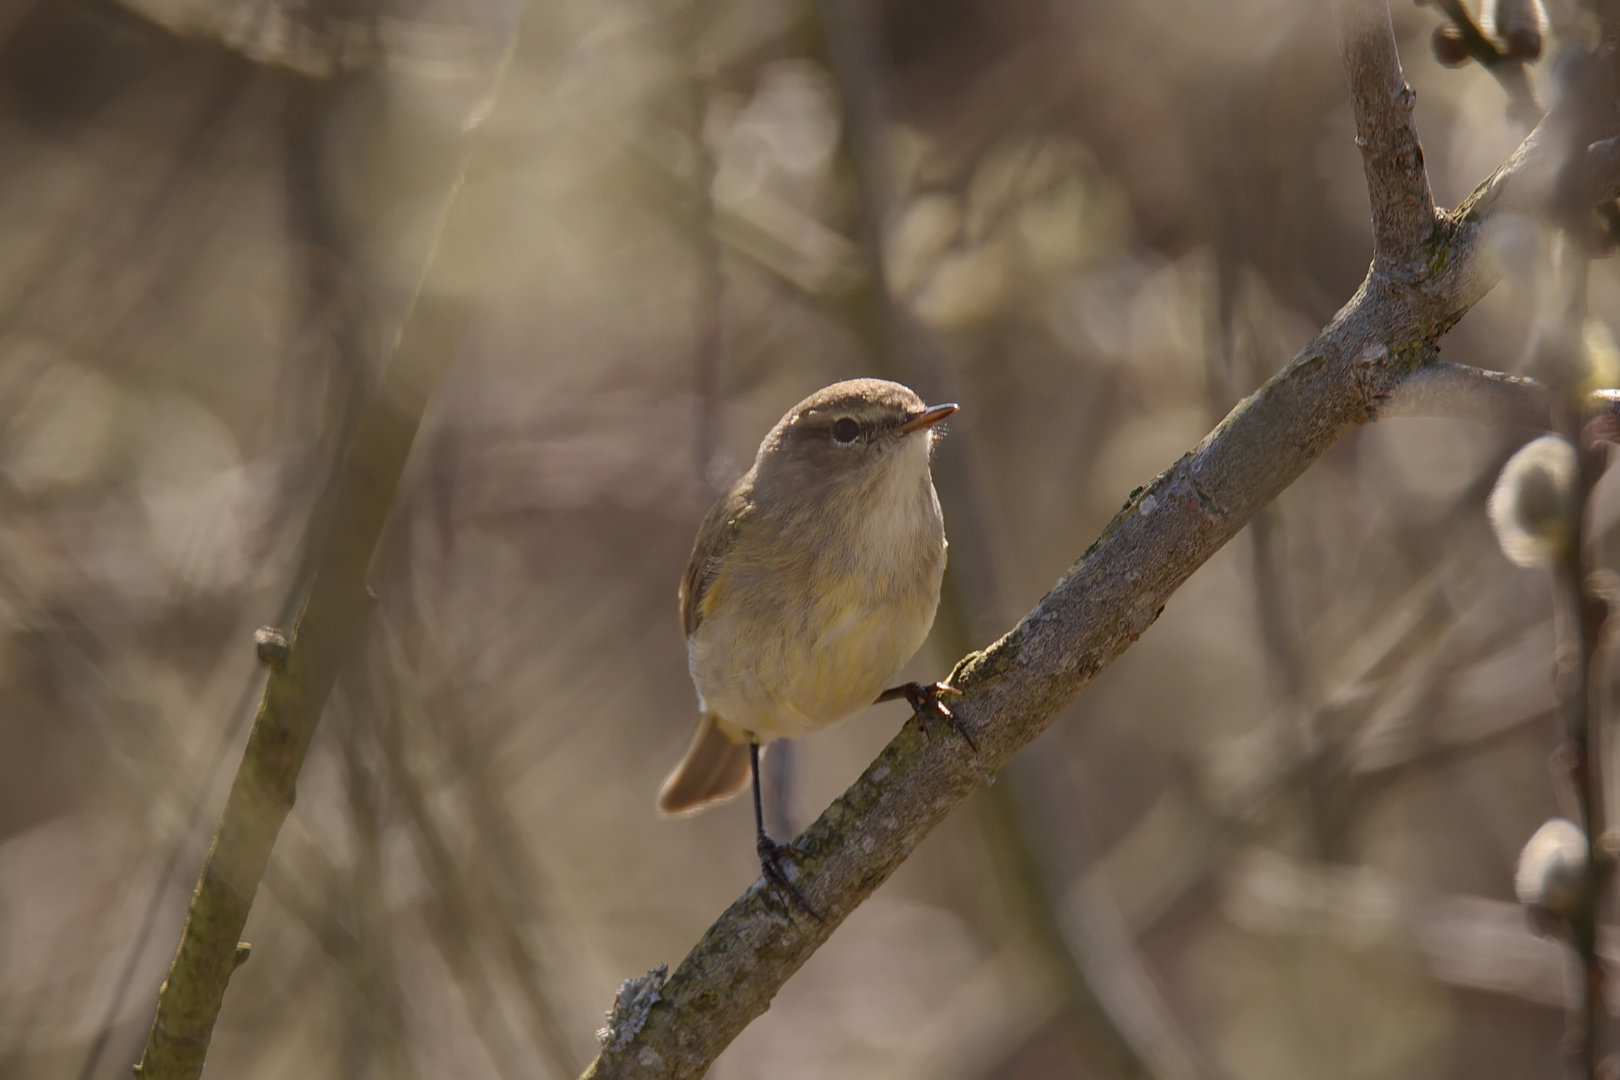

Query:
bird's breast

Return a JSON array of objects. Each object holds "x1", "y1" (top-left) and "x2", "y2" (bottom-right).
[{"x1": 688, "y1": 474, "x2": 946, "y2": 741}]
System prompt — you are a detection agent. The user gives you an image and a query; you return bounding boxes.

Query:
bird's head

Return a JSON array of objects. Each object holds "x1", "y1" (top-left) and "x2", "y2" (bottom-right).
[{"x1": 752, "y1": 379, "x2": 956, "y2": 504}]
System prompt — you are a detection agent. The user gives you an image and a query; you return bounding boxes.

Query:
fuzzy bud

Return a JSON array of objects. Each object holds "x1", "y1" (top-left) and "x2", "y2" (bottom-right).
[
  {"x1": 1516, "y1": 818, "x2": 1587, "y2": 934},
  {"x1": 1432, "y1": 22, "x2": 1470, "y2": 67},
  {"x1": 1488, "y1": 435, "x2": 1577, "y2": 568},
  {"x1": 1484, "y1": 0, "x2": 1546, "y2": 60}
]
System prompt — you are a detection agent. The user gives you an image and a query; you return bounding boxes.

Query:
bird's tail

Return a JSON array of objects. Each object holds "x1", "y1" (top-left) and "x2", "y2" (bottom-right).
[{"x1": 658, "y1": 713, "x2": 752, "y2": 816}]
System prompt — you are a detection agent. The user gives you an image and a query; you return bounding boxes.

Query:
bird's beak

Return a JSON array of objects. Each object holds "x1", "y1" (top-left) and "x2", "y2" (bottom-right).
[{"x1": 893, "y1": 403, "x2": 958, "y2": 436}]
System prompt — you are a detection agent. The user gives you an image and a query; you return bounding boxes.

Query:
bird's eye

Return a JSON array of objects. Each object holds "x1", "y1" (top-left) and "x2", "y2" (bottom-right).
[{"x1": 832, "y1": 417, "x2": 861, "y2": 443}]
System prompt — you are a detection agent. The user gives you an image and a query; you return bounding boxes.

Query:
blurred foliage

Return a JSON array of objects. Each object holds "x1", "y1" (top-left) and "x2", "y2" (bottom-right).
[{"x1": 0, "y1": 0, "x2": 1618, "y2": 1077}]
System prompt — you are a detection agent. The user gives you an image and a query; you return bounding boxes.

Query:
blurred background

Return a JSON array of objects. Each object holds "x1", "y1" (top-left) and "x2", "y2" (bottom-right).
[{"x1": 2, "y1": 0, "x2": 1619, "y2": 1076}]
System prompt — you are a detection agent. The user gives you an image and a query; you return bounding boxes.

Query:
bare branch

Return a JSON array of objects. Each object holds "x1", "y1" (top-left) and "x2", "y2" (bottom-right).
[
  {"x1": 132, "y1": 39, "x2": 531, "y2": 1080},
  {"x1": 1333, "y1": 0, "x2": 1438, "y2": 271}
]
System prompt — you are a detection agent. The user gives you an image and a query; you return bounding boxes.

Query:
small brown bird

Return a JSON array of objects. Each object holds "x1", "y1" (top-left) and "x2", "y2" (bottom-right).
[{"x1": 658, "y1": 378, "x2": 970, "y2": 916}]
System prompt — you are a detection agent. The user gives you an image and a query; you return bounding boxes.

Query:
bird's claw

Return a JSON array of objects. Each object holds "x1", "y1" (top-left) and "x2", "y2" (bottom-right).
[
  {"x1": 757, "y1": 834, "x2": 822, "y2": 921},
  {"x1": 900, "y1": 682, "x2": 975, "y2": 751}
]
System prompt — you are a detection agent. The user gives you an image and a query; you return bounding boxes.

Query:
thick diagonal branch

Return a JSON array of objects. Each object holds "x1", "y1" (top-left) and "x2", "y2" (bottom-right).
[
  {"x1": 1334, "y1": 0, "x2": 1438, "y2": 271},
  {"x1": 581, "y1": 284, "x2": 1459, "y2": 1080}
]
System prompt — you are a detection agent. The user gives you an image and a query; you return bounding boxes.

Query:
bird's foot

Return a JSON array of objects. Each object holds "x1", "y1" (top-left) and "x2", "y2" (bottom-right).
[
  {"x1": 881, "y1": 681, "x2": 974, "y2": 750},
  {"x1": 757, "y1": 833, "x2": 822, "y2": 921}
]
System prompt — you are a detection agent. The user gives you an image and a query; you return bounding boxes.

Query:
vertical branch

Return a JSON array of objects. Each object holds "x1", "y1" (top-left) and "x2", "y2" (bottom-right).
[
  {"x1": 81, "y1": 48, "x2": 385, "y2": 1080},
  {"x1": 272, "y1": 53, "x2": 379, "y2": 628},
  {"x1": 1539, "y1": 45, "x2": 1614, "y2": 1080},
  {"x1": 132, "y1": 27, "x2": 531, "y2": 1080},
  {"x1": 1333, "y1": 0, "x2": 1439, "y2": 272},
  {"x1": 1550, "y1": 252, "x2": 1605, "y2": 1080}
]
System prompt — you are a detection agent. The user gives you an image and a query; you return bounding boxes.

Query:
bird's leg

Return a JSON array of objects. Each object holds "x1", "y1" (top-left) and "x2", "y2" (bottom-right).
[
  {"x1": 751, "y1": 741, "x2": 821, "y2": 921},
  {"x1": 877, "y1": 682, "x2": 975, "y2": 750}
]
